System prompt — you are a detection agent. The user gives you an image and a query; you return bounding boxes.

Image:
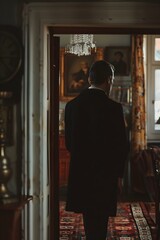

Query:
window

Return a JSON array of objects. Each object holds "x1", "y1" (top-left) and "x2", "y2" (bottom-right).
[
  {"x1": 155, "y1": 38, "x2": 160, "y2": 61},
  {"x1": 155, "y1": 69, "x2": 160, "y2": 130},
  {"x1": 146, "y1": 35, "x2": 160, "y2": 141}
]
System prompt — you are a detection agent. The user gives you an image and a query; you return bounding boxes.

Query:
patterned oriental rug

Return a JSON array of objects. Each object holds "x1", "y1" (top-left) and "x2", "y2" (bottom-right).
[{"x1": 59, "y1": 201, "x2": 157, "y2": 240}]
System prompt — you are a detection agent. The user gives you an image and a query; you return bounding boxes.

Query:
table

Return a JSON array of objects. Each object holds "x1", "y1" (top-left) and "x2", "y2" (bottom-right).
[{"x1": 0, "y1": 195, "x2": 32, "y2": 240}]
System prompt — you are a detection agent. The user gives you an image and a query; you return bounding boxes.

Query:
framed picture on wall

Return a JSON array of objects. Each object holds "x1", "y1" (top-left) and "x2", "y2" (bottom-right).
[
  {"x1": 59, "y1": 48, "x2": 103, "y2": 101},
  {"x1": 104, "y1": 46, "x2": 131, "y2": 77}
]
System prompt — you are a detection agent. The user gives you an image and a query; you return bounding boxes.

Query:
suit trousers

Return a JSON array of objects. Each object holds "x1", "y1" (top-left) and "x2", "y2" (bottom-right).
[{"x1": 82, "y1": 211, "x2": 109, "y2": 240}]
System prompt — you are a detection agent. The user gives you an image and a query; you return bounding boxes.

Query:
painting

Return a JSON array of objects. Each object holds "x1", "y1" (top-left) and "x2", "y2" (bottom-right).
[
  {"x1": 59, "y1": 48, "x2": 103, "y2": 101},
  {"x1": 104, "y1": 46, "x2": 131, "y2": 77}
]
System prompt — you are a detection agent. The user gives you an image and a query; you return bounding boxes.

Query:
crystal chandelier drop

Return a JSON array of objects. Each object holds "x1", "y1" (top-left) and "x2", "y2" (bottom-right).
[{"x1": 65, "y1": 34, "x2": 96, "y2": 56}]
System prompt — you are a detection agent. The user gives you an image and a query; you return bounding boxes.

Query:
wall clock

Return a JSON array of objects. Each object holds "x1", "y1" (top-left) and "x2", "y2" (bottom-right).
[{"x1": 0, "y1": 27, "x2": 23, "y2": 84}]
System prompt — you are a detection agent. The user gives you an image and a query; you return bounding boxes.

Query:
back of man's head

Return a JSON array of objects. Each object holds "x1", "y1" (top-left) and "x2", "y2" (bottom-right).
[{"x1": 89, "y1": 60, "x2": 114, "y2": 85}]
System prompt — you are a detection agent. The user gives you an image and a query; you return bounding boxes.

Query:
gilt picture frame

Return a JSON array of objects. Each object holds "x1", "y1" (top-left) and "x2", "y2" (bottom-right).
[{"x1": 59, "y1": 48, "x2": 104, "y2": 101}]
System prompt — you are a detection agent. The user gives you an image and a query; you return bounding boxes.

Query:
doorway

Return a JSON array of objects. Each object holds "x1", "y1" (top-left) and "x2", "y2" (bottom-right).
[
  {"x1": 49, "y1": 29, "x2": 160, "y2": 240},
  {"x1": 56, "y1": 32, "x2": 132, "y2": 225},
  {"x1": 49, "y1": 30, "x2": 132, "y2": 240}
]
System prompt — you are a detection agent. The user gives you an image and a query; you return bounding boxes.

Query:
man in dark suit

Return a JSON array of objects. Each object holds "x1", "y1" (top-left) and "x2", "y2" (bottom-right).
[{"x1": 65, "y1": 60, "x2": 129, "y2": 240}]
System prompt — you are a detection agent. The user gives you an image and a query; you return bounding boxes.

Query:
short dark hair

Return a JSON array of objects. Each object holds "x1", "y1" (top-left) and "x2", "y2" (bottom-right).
[{"x1": 89, "y1": 60, "x2": 114, "y2": 85}]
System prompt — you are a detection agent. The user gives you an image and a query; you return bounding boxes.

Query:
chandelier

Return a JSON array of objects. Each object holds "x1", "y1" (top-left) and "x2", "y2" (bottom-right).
[{"x1": 65, "y1": 34, "x2": 96, "y2": 56}]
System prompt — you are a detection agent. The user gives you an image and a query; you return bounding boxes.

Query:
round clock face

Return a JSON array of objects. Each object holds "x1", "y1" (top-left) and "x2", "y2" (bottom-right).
[{"x1": 0, "y1": 31, "x2": 22, "y2": 84}]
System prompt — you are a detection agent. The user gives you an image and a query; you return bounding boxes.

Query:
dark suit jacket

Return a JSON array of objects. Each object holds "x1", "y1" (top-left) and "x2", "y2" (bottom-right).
[{"x1": 65, "y1": 88, "x2": 129, "y2": 215}]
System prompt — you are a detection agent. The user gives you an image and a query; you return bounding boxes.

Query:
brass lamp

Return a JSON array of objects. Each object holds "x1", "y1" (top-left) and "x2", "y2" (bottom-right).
[{"x1": 0, "y1": 127, "x2": 12, "y2": 199}]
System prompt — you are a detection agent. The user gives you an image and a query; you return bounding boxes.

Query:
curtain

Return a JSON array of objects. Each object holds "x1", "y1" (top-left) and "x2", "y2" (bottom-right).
[{"x1": 131, "y1": 35, "x2": 147, "y2": 192}]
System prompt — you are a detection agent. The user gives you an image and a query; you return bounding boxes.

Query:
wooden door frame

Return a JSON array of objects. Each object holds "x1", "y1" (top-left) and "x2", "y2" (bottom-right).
[
  {"x1": 49, "y1": 30, "x2": 60, "y2": 240},
  {"x1": 49, "y1": 26, "x2": 160, "y2": 35}
]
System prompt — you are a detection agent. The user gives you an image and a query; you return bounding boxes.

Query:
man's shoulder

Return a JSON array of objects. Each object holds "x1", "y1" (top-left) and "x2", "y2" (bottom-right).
[
  {"x1": 66, "y1": 94, "x2": 80, "y2": 107},
  {"x1": 107, "y1": 97, "x2": 123, "y2": 111},
  {"x1": 66, "y1": 98, "x2": 76, "y2": 108},
  {"x1": 108, "y1": 97, "x2": 121, "y2": 106},
  {"x1": 66, "y1": 90, "x2": 89, "y2": 106}
]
